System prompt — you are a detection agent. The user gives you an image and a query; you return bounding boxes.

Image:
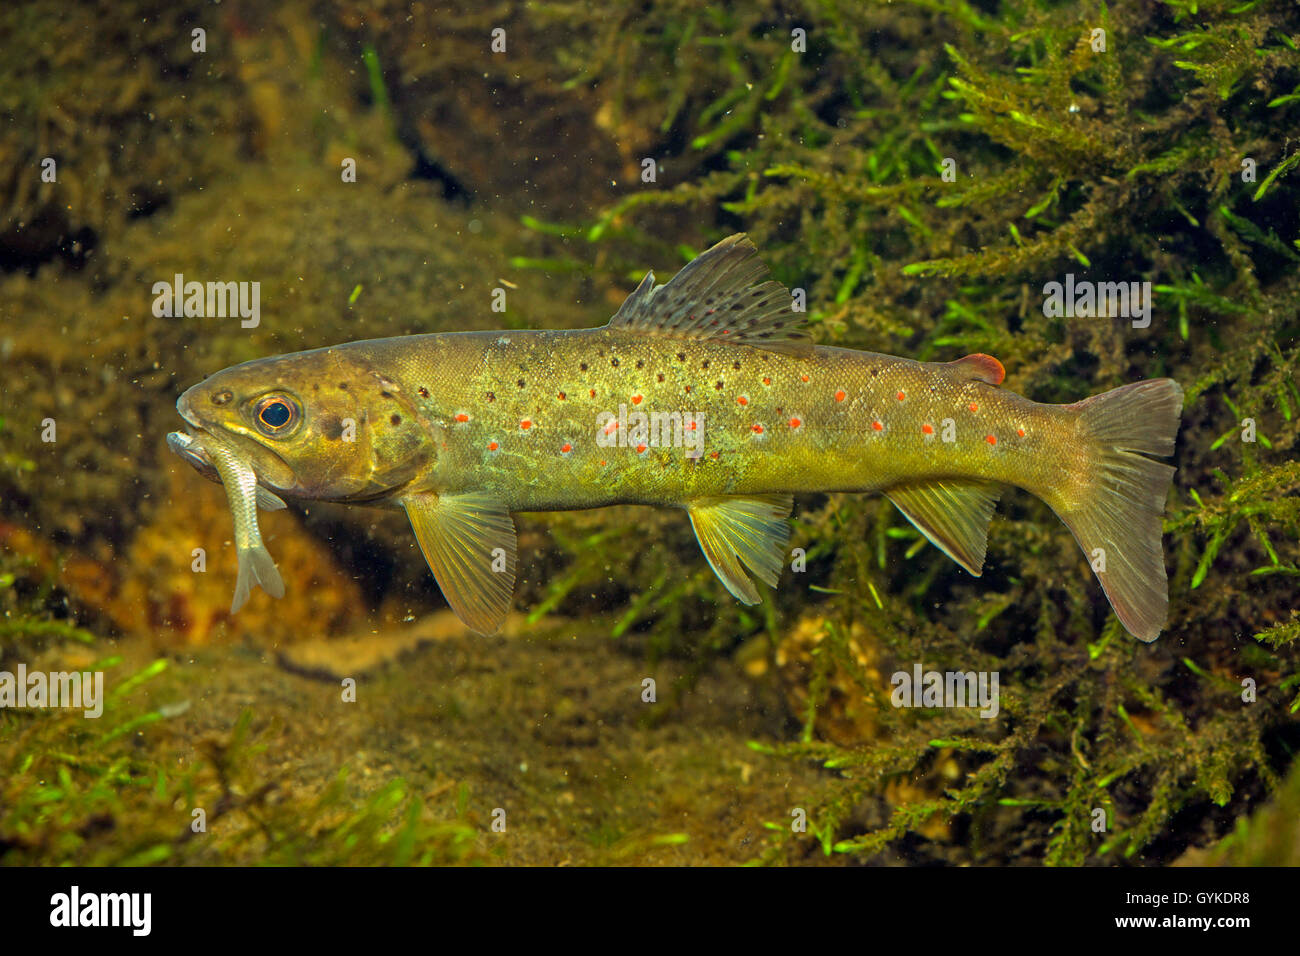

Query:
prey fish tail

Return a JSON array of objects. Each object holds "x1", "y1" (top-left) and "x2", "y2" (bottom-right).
[{"x1": 171, "y1": 233, "x2": 1182, "y2": 641}]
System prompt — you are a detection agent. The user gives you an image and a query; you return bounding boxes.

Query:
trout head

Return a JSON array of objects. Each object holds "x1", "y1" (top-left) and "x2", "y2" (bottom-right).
[{"x1": 175, "y1": 346, "x2": 438, "y2": 502}]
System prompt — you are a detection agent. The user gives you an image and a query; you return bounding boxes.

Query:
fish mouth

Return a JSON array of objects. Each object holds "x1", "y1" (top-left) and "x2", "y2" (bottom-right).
[
  {"x1": 171, "y1": 392, "x2": 297, "y2": 492},
  {"x1": 172, "y1": 396, "x2": 218, "y2": 470}
]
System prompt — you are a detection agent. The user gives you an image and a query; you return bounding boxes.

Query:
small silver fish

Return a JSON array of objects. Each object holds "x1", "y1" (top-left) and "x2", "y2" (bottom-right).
[
  {"x1": 166, "y1": 430, "x2": 285, "y2": 612},
  {"x1": 166, "y1": 432, "x2": 287, "y2": 512}
]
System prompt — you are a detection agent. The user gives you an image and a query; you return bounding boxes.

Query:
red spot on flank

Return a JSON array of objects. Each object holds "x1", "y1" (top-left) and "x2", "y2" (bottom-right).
[
  {"x1": 968, "y1": 402, "x2": 979, "y2": 413},
  {"x1": 986, "y1": 434, "x2": 997, "y2": 446},
  {"x1": 872, "y1": 421, "x2": 884, "y2": 431},
  {"x1": 487, "y1": 441, "x2": 499, "y2": 451},
  {"x1": 737, "y1": 395, "x2": 749, "y2": 406},
  {"x1": 752, "y1": 424, "x2": 764, "y2": 434},
  {"x1": 455, "y1": 413, "x2": 469, "y2": 423},
  {"x1": 801, "y1": 374, "x2": 810, "y2": 383},
  {"x1": 834, "y1": 389, "x2": 847, "y2": 402},
  {"x1": 632, "y1": 394, "x2": 643, "y2": 405},
  {"x1": 922, "y1": 423, "x2": 934, "y2": 435},
  {"x1": 1017, "y1": 427, "x2": 1026, "y2": 437},
  {"x1": 520, "y1": 419, "x2": 532, "y2": 430},
  {"x1": 560, "y1": 443, "x2": 572, "y2": 454},
  {"x1": 789, "y1": 417, "x2": 802, "y2": 429},
  {"x1": 896, "y1": 391, "x2": 905, "y2": 401}
]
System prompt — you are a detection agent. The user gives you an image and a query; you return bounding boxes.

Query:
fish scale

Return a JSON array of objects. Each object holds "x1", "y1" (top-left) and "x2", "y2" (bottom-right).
[
  {"x1": 171, "y1": 234, "x2": 1182, "y2": 641},
  {"x1": 364, "y1": 331, "x2": 1075, "y2": 508}
]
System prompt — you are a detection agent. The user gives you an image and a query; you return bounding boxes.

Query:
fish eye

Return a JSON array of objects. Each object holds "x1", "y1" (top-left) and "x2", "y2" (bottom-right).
[{"x1": 254, "y1": 395, "x2": 299, "y2": 436}]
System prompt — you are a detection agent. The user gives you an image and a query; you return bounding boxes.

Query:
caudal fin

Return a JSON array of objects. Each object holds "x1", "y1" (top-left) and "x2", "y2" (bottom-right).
[
  {"x1": 230, "y1": 544, "x2": 285, "y2": 614},
  {"x1": 1056, "y1": 379, "x2": 1182, "y2": 642}
]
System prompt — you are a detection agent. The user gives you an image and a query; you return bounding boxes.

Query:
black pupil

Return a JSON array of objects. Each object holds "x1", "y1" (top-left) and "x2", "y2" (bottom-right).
[{"x1": 261, "y1": 401, "x2": 291, "y2": 428}]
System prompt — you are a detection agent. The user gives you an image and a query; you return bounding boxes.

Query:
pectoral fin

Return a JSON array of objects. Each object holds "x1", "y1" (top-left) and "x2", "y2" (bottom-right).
[
  {"x1": 687, "y1": 494, "x2": 793, "y2": 604},
  {"x1": 402, "y1": 492, "x2": 517, "y2": 634},
  {"x1": 885, "y1": 479, "x2": 1003, "y2": 576},
  {"x1": 256, "y1": 487, "x2": 287, "y2": 511}
]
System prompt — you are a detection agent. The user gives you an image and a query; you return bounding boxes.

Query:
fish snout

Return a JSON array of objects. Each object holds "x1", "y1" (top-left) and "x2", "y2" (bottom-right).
[
  {"x1": 177, "y1": 379, "x2": 238, "y2": 430},
  {"x1": 176, "y1": 389, "x2": 201, "y2": 428}
]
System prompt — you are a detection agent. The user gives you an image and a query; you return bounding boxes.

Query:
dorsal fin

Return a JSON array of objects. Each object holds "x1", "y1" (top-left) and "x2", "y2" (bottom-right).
[
  {"x1": 607, "y1": 234, "x2": 814, "y2": 355},
  {"x1": 947, "y1": 353, "x2": 1006, "y2": 385}
]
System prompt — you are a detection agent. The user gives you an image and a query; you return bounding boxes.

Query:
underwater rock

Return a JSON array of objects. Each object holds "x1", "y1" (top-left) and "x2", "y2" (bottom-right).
[{"x1": 275, "y1": 610, "x2": 537, "y2": 681}]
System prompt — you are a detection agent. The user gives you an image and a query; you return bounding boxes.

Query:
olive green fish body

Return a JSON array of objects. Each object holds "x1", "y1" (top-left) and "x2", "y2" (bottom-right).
[
  {"x1": 174, "y1": 235, "x2": 1182, "y2": 641},
  {"x1": 346, "y1": 331, "x2": 1085, "y2": 512}
]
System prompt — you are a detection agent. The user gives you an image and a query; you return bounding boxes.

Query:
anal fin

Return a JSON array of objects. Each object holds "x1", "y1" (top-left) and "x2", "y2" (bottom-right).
[
  {"x1": 687, "y1": 494, "x2": 793, "y2": 604},
  {"x1": 885, "y1": 479, "x2": 1002, "y2": 576},
  {"x1": 402, "y1": 492, "x2": 517, "y2": 634}
]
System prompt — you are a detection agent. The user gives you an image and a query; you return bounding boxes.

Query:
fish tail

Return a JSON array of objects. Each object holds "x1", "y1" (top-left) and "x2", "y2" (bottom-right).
[
  {"x1": 1054, "y1": 379, "x2": 1183, "y2": 641},
  {"x1": 230, "y1": 544, "x2": 286, "y2": 614}
]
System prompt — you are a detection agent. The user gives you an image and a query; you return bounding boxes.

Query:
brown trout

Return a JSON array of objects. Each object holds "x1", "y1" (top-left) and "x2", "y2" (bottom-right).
[{"x1": 170, "y1": 234, "x2": 1182, "y2": 640}]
